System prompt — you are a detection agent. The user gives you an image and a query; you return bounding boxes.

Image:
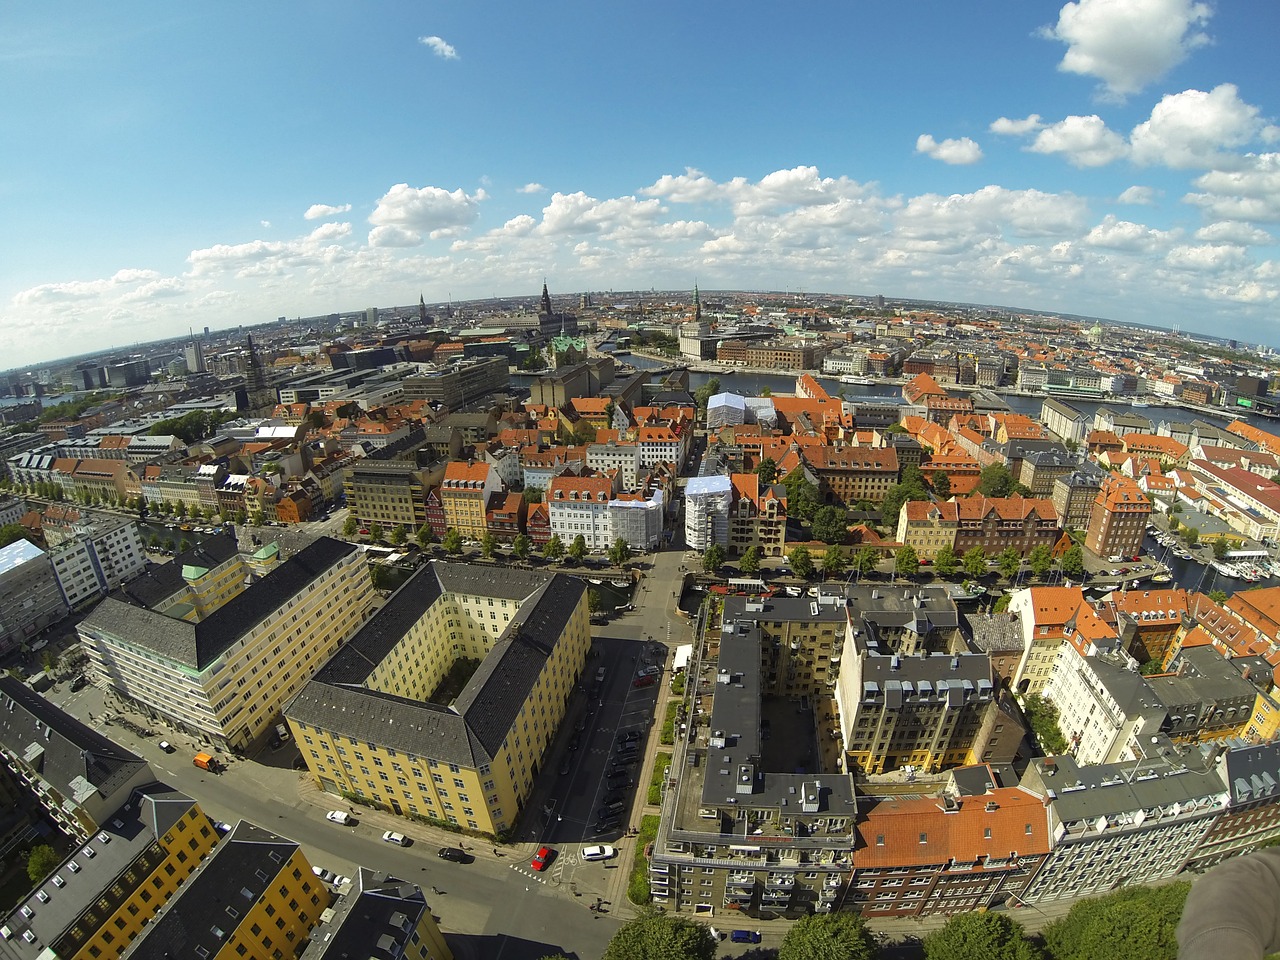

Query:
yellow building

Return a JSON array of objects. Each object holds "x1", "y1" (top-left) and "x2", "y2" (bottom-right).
[
  {"x1": 1245, "y1": 691, "x2": 1280, "y2": 744},
  {"x1": 0, "y1": 787, "x2": 220, "y2": 960},
  {"x1": 80, "y1": 537, "x2": 374, "y2": 751},
  {"x1": 298, "y1": 868, "x2": 451, "y2": 960},
  {"x1": 121, "y1": 821, "x2": 326, "y2": 960},
  {"x1": 439, "y1": 461, "x2": 500, "y2": 540},
  {"x1": 285, "y1": 562, "x2": 590, "y2": 837}
]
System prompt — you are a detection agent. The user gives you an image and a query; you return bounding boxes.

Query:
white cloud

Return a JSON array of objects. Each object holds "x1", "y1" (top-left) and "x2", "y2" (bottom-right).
[
  {"x1": 538, "y1": 191, "x2": 664, "y2": 237},
  {"x1": 517, "y1": 183, "x2": 545, "y2": 194},
  {"x1": 1195, "y1": 221, "x2": 1273, "y2": 246},
  {"x1": 260, "y1": 220, "x2": 272, "y2": 229},
  {"x1": 915, "y1": 134, "x2": 984, "y2": 165},
  {"x1": 990, "y1": 115, "x2": 1044, "y2": 136},
  {"x1": 1186, "y1": 153, "x2": 1280, "y2": 223},
  {"x1": 305, "y1": 203, "x2": 352, "y2": 220},
  {"x1": 367, "y1": 183, "x2": 485, "y2": 247},
  {"x1": 1164, "y1": 243, "x2": 1249, "y2": 272},
  {"x1": 418, "y1": 36, "x2": 458, "y2": 60},
  {"x1": 1130, "y1": 84, "x2": 1279, "y2": 170},
  {"x1": 1042, "y1": 0, "x2": 1212, "y2": 98},
  {"x1": 1083, "y1": 214, "x2": 1175, "y2": 252},
  {"x1": 1117, "y1": 185, "x2": 1157, "y2": 205},
  {"x1": 1029, "y1": 115, "x2": 1128, "y2": 167}
]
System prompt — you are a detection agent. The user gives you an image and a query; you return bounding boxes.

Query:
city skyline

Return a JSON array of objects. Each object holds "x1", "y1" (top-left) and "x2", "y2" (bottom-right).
[{"x1": 3, "y1": 0, "x2": 1280, "y2": 369}]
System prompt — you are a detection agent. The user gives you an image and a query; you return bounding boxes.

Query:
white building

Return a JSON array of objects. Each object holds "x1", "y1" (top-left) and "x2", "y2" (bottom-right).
[
  {"x1": 47, "y1": 520, "x2": 147, "y2": 609},
  {"x1": 548, "y1": 473, "x2": 618, "y2": 551},
  {"x1": 685, "y1": 475, "x2": 731, "y2": 551},
  {"x1": 0, "y1": 540, "x2": 68, "y2": 655},
  {"x1": 637, "y1": 425, "x2": 686, "y2": 470},
  {"x1": 609, "y1": 488, "x2": 664, "y2": 551},
  {"x1": 706, "y1": 393, "x2": 746, "y2": 432},
  {"x1": 587, "y1": 441, "x2": 641, "y2": 492}
]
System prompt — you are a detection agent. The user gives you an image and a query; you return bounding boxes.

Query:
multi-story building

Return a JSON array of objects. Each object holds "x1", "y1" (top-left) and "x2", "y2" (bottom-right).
[
  {"x1": 484, "y1": 491, "x2": 526, "y2": 544},
  {"x1": 0, "y1": 540, "x2": 69, "y2": 655},
  {"x1": 79, "y1": 537, "x2": 373, "y2": 751},
  {"x1": 952, "y1": 497, "x2": 1060, "y2": 559},
  {"x1": 547, "y1": 472, "x2": 618, "y2": 552},
  {"x1": 113, "y1": 536, "x2": 246, "y2": 623},
  {"x1": 727, "y1": 473, "x2": 787, "y2": 558},
  {"x1": 1147, "y1": 646, "x2": 1258, "y2": 745},
  {"x1": 1007, "y1": 586, "x2": 1116, "y2": 696},
  {"x1": 586, "y1": 440, "x2": 641, "y2": 491},
  {"x1": 896, "y1": 501, "x2": 958, "y2": 562},
  {"x1": 1040, "y1": 397, "x2": 1089, "y2": 444},
  {"x1": 1113, "y1": 588, "x2": 1191, "y2": 666},
  {"x1": 440, "y1": 460, "x2": 501, "y2": 539},
  {"x1": 1185, "y1": 741, "x2": 1280, "y2": 871},
  {"x1": 608, "y1": 487, "x2": 664, "y2": 552},
  {"x1": 401, "y1": 357, "x2": 509, "y2": 410},
  {"x1": 1018, "y1": 753, "x2": 1228, "y2": 904},
  {"x1": 1085, "y1": 474, "x2": 1151, "y2": 560},
  {"x1": 802, "y1": 446, "x2": 899, "y2": 507},
  {"x1": 344, "y1": 460, "x2": 435, "y2": 531},
  {"x1": 286, "y1": 564, "x2": 589, "y2": 836},
  {"x1": 716, "y1": 338, "x2": 824, "y2": 370},
  {"x1": 637, "y1": 425, "x2": 687, "y2": 471},
  {"x1": 0, "y1": 786, "x2": 219, "y2": 960},
  {"x1": 298, "y1": 868, "x2": 452, "y2": 960},
  {"x1": 122, "y1": 820, "x2": 327, "y2": 960},
  {"x1": 0, "y1": 677, "x2": 153, "y2": 843},
  {"x1": 1051, "y1": 465, "x2": 1105, "y2": 532},
  {"x1": 46, "y1": 520, "x2": 148, "y2": 610},
  {"x1": 684, "y1": 475, "x2": 731, "y2": 551},
  {"x1": 1017, "y1": 452, "x2": 1076, "y2": 499}
]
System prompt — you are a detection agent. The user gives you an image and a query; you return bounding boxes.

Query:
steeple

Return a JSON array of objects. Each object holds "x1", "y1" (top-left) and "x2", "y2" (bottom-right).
[
  {"x1": 693, "y1": 284, "x2": 701, "y2": 323},
  {"x1": 540, "y1": 280, "x2": 553, "y2": 316},
  {"x1": 419, "y1": 293, "x2": 427, "y2": 324}
]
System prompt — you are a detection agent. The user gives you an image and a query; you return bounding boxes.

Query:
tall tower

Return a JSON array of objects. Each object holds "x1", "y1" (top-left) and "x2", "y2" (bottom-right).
[
  {"x1": 419, "y1": 293, "x2": 428, "y2": 325},
  {"x1": 540, "y1": 280, "x2": 553, "y2": 316},
  {"x1": 693, "y1": 284, "x2": 701, "y2": 324}
]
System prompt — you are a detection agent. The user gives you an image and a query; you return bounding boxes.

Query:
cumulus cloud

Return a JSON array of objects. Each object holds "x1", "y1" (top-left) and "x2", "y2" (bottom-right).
[
  {"x1": 1042, "y1": 0, "x2": 1212, "y2": 98},
  {"x1": 1130, "y1": 84, "x2": 1280, "y2": 169},
  {"x1": 538, "y1": 191, "x2": 663, "y2": 236},
  {"x1": 1195, "y1": 221, "x2": 1273, "y2": 246},
  {"x1": 260, "y1": 220, "x2": 271, "y2": 229},
  {"x1": 1029, "y1": 115, "x2": 1128, "y2": 167},
  {"x1": 1117, "y1": 185, "x2": 1157, "y2": 205},
  {"x1": 367, "y1": 183, "x2": 485, "y2": 247},
  {"x1": 305, "y1": 203, "x2": 352, "y2": 220},
  {"x1": 517, "y1": 183, "x2": 545, "y2": 194},
  {"x1": 419, "y1": 36, "x2": 458, "y2": 60},
  {"x1": 990, "y1": 115, "x2": 1044, "y2": 136},
  {"x1": 915, "y1": 134, "x2": 984, "y2": 165},
  {"x1": 1083, "y1": 214, "x2": 1174, "y2": 252},
  {"x1": 1185, "y1": 153, "x2": 1280, "y2": 223}
]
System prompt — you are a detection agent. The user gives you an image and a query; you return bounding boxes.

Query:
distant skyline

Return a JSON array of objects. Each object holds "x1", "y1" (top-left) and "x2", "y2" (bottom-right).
[{"x1": 3, "y1": 1, "x2": 1279, "y2": 369}]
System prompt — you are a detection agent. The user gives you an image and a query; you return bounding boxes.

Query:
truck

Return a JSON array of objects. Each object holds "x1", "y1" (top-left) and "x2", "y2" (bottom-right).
[{"x1": 193, "y1": 752, "x2": 222, "y2": 773}]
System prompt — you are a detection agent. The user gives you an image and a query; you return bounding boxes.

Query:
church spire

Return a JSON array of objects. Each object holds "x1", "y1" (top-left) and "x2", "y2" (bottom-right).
[
  {"x1": 540, "y1": 279, "x2": 552, "y2": 316},
  {"x1": 419, "y1": 293, "x2": 427, "y2": 324},
  {"x1": 693, "y1": 284, "x2": 701, "y2": 323}
]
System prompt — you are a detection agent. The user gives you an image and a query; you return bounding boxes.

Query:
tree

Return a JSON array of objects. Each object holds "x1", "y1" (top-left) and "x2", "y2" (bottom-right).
[
  {"x1": 756, "y1": 457, "x2": 778, "y2": 485},
  {"x1": 852, "y1": 544, "x2": 879, "y2": 578},
  {"x1": 178, "y1": 538, "x2": 192, "y2": 553},
  {"x1": 1212, "y1": 538, "x2": 1229, "y2": 560},
  {"x1": 779, "y1": 912, "x2": 876, "y2": 960},
  {"x1": 1028, "y1": 544, "x2": 1053, "y2": 580},
  {"x1": 935, "y1": 543, "x2": 959, "y2": 577},
  {"x1": 976, "y1": 462, "x2": 1015, "y2": 498},
  {"x1": 588, "y1": 590, "x2": 602, "y2": 614},
  {"x1": 811, "y1": 505, "x2": 850, "y2": 544},
  {"x1": 738, "y1": 545, "x2": 761, "y2": 575},
  {"x1": 932, "y1": 470, "x2": 952, "y2": 499},
  {"x1": 609, "y1": 537, "x2": 632, "y2": 567},
  {"x1": 522, "y1": 487, "x2": 544, "y2": 504},
  {"x1": 821, "y1": 545, "x2": 848, "y2": 577},
  {"x1": 235, "y1": 508, "x2": 248, "y2": 525},
  {"x1": 962, "y1": 545, "x2": 988, "y2": 578},
  {"x1": 703, "y1": 543, "x2": 726, "y2": 573},
  {"x1": 543, "y1": 534, "x2": 564, "y2": 562},
  {"x1": 1041, "y1": 882, "x2": 1189, "y2": 960},
  {"x1": 782, "y1": 470, "x2": 821, "y2": 522},
  {"x1": 1209, "y1": 588, "x2": 1228, "y2": 604},
  {"x1": 389, "y1": 524, "x2": 407, "y2": 547},
  {"x1": 342, "y1": 516, "x2": 359, "y2": 537},
  {"x1": 994, "y1": 594, "x2": 1012, "y2": 613},
  {"x1": 693, "y1": 378, "x2": 721, "y2": 412},
  {"x1": 568, "y1": 535, "x2": 588, "y2": 562},
  {"x1": 0, "y1": 524, "x2": 35, "y2": 549},
  {"x1": 923, "y1": 911, "x2": 1043, "y2": 960},
  {"x1": 416, "y1": 524, "x2": 434, "y2": 548},
  {"x1": 442, "y1": 528, "x2": 463, "y2": 555},
  {"x1": 249, "y1": 510, "x2": 264, "y2": 527},
  {"x1": 789, "y1": 545, "x2": 814, "y2": 579},
  {"x1": 175, "y1": 501, "x2": 188, "y2": 519},
  {"x1": 895, "y1": 545, "x2": 919, "y2": 577},
  {"x1": 1060, "y1": 544, "x2": 1085, "y2": 579},
  {"x1": 1185, "y1": 527, "x2": 1200, "y2": 546},
  {"x1": 26, "y1": 844, "x2": 59, "y2": 884},
  {"x1": 1023, "y1": 694, "x2": 1068, "y2": 754},
  {"x1": 369, "y1": 522, "x2": 384, "y2": 543},
  {"x1": 602, "y1": 912, "x2": 717, "y2": 960},
  {"x1": 760, "y1": 386, "x2": 772, "y2": 398},
  {"x1": 998, "y1": 547, "x2": 1022, "y2": 581},
  {"x1": 512, "y1": 534, "x2": 531, "y2": 561},
  {"x1": 481, "y1": 533, "x2": 497, "y2": 559}
]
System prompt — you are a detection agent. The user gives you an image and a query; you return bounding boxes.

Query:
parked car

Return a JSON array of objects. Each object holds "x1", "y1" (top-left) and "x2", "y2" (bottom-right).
[
  {"x1": 70, "y1": 674, "x2": 89, "y2": 691},
  {"x1": 437, "y1": 846, "x2": 470, "y2": 863},
  {"x1": 731, "y1": 930, "x2": 763, "y2": 944},
  {"x1": 381, "y1": 831, "x2": 409, "y2": 846},
  {"x1": 581, "y1": 844, "x2": 615, "y2": 862},
  {"x1": 593, "y1": 817, "x2": 621, "y2": 832},
  {"x1": 636, "y1": 665, "x2": 661, "y2": 678},
  {"x1": 325, "y1": 810, "x2": 353, "y2": 825},
  {"x1": 632, "y1": 674, "x2": 656, "y2": 688},
  {"x1": 311, "y1": 866, "x2": 336, "y2": 883},
  {"x1": 530, "y1": 846, "x2": 555, "y2": 871},
  {"x1": 617, "y1": 730, "x2": 640, "y2": 745}
]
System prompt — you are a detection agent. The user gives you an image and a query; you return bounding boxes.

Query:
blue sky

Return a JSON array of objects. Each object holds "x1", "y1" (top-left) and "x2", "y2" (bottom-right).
[{"x1": 3, "y1": 0, "x2": 1280, "y2": 369}]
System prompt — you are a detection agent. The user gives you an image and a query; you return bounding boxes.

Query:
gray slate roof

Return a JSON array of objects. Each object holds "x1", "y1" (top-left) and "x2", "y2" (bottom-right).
[
  {"x1": 298, "y1": 869, "x2": 428, "y2": 960},
  {"x1": 113, "y1": 535, "x2": 240, "y2": 610}
]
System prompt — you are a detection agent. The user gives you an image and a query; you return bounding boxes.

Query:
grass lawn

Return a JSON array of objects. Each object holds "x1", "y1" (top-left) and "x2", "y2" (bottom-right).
[
  {"x1": 647, "y1": 752, "x2": 672, "y2": 805},
  {"x1": 627, "y1": 814, "x2": 662, "y2": 905}
]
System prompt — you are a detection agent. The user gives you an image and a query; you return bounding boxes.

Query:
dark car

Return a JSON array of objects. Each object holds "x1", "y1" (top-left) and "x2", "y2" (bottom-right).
[
  {"x1": 617, "y1": 730, "x2": 640, "y2": 745},
  {"x1": 568, "y1": 734, "x2": 581, "y2": 751},
  {"x1": 730, "y1": 930, "x2": 763, "y2": 944},
  {"x1": 593, "y1": 817, "x2": 621, "y2": 832},
  {"x1": 70, "y1": 675, "x2": 89, "y2": 692},
  {"x1": 632, "y1": 674, "x2": 656, "y2": 688},
  {"x1": 437, "y1": 846, "x2": 470, "y2": 863},
  {"x1": 601, "y1": 791, "x2": 625, "y2": 805}
]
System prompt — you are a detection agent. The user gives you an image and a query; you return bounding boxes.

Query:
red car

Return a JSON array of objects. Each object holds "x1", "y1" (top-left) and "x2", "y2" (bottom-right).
[
  {"x1": 531, "y1": 846, "x2": 555, "y2": 871},
  {"x1": 633, "y1": 674, "x2": 656, "y2": 688}
]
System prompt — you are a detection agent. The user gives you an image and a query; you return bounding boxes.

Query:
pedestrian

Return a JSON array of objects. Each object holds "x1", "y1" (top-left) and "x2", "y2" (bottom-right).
[{"x1": 431, "y1": 885, "x2": 441, "y2": 895}]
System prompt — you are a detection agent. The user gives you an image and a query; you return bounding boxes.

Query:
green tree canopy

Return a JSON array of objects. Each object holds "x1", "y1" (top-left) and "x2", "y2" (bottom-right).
[
  {"x1": 568, "y1": 535, "x2": 588, "y2": 562},
  {"x1": 756, "y1": 456, "x2": 778, "y2": 485},
  {"x1": 512, "y1": 533, "x2": 531, "y2": 561},
  {"x1": 1209, "y1": 588, "x2": 1228, "y2": 604},
  {"x1": 703, "y1": 543, "x2": 726, "y2": 573},
  {"x1": 1041, "y1": 882, "x2": 1189, "y2": 960},
  {"x1": 601, "y1": 912, "x2": 717, "y2": 960},
  {"x1": 1023, "y1": 694, "x2": 1068, "y2": 754},
  {"x1": 789, "y1": 545, "x2": 814, "y2": 579},
  {"x1": 543, "y1": 534, "x2": 564, "y2": 561},
  {"x1": 389, "y1": 524, "x2": 407, "y2": 547},
  {"x1": 26, "y1": 844, "x2": 59, "y2": 884},
  {"x1": 342, "y1": 515, "x2": 359, "y2": 537},
  {"x1": 369, "y1": 522, "x2": 384, "y2": 543},
  {"x1": 812, "y1": 505, "x2": 850, "y2": 544},
  {"x1": 962, "y1": 545, "x2": 988, "y2": 578},
  {"x1": 738, "y1": 545, "x2": 761, "y2": 575},
  {"x1": 693, "y1": 378, "x2": 721, "y2": 412},
  {"x1": 1185, "y1": 527, "x2": 1200, "y2": 545},
  {"x1": 779, "y1": 912, "x2": 877, "y2": 960},
  {"x1": 998, "y1": 546, "x2": 1022, "y2": 580},
  {"x1": 782, "y1": 469, "x2": 821, "y2": 522},
  {"x1": 609, "y1": 537, "x2": 632, "y2": 567},
  {"x1": 880, "y1": 469, "x2": 931, "y2": 529},
  {"x1": 935, "y1": 543, "x2": 958, "y2": 577},
  {"x1": 976, "y1": 462, "x2": 1016, "y2": 498},
  {"x1": 1060, "y1": 544, "x2": 1085, "y2": 579},
  {"x1": 522, "y1": 487, "x2": 544, "y2": 504},
  {"x1": 0, "y1": 523, "x2": 36, "y2": 549},
  {"x1": 416, "y1": 524, "x2": 434, "y2": 548},
  {"x1": 481, "y1": 533, "x2": 497, "y2": 559},
  {"x1": 923, "y1": 911, "x2": 1043, "y2": 960},
  {"x1": 442, "y1": 528, "x2": 463, "y2": 554},
  {"x1": 1212, "y1": 537, "x2": 1229, "y2": 560},
  {"x1": 895, "y1": 544, "x2": 919, "y2": 577},
  {"x1": 1028, "y1": 543, "x2": 1053, "y2": 579},
  {"x1": 932, "y1": 470, "x2": 952, "y2": 499},
  {"x1": 852, "y1": 544, "x2": 879, "y2": 577},
  {"x1": 822, "y1": 545, "x2": 848, "y2": 577}
]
